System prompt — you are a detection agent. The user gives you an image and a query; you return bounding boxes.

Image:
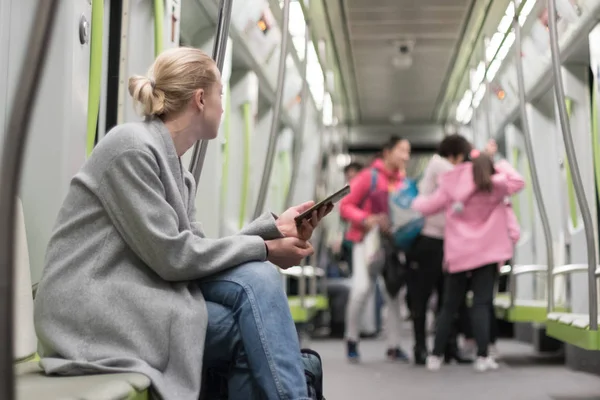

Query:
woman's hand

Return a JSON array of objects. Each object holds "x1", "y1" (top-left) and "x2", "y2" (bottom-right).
[
  {"x1": 276, "y1": 201, "x2": 333, "y2": 241},
  {"x1": 363, "y1": 213, "x2": 390, "y2": 233},
  {"x1": 265, "y1": 237, "x2": 314, "y2": 269},
  {"x1": 484, "y1": 139, "x2": 498, "y2": 156}
]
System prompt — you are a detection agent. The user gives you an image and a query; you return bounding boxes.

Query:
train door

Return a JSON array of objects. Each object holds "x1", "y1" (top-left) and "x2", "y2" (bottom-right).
[{"x1": 1, "y1": 0, "x2": 92, "y2": 284}]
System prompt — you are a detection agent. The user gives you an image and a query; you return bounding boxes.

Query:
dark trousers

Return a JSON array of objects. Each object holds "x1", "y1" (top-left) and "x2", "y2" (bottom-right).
[
  {"x1": 407, "y1": 235, "x2": 444, "y2": 349},
  {"x1": 433, "y1": 263, "x2": 497, "y2": 358},
  {"x1": 461, "y1": 268, "x2": 501, "y2": 345}
]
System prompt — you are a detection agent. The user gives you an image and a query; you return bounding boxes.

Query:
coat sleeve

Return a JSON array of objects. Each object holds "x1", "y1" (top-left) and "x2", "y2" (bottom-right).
[
  {"x1": 184, "y1": 173, "x2": 284, "y2": 241},
  {"x1": 98, "y1": 149, "x2": 269, "y2": 282},
  {"x1": 412, "y1": 187, "x2": 452, "y2": 217},
  {"x1": 339, "y1": 169, "x2": 372, "y2": 224},
  {"x1": 493, "y1": 160, "x2": 526, "y2": 196}
]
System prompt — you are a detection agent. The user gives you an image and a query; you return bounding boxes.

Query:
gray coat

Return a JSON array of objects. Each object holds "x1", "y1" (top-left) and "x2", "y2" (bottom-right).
[{"x1": 34, "y1": 118, "x2": 284, "y2": 400}]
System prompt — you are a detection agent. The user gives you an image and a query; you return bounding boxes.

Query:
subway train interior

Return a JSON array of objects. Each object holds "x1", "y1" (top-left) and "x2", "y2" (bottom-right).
[{"x1": 4, "y1": 0, "x2": 600, "y2": 398}]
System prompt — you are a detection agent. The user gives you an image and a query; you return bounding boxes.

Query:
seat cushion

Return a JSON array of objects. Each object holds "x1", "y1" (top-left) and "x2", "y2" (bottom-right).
[{"x1": 16, "y1": 361, "x2": 151, "y2": 400}]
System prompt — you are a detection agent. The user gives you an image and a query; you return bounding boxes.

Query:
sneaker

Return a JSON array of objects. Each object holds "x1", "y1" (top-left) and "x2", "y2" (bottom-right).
[
  {"x1": 301, "y1": 349, "x2": 325, "y2": 400},
  {"x1": 474, "y1": 356, "x2": 499, "y2": 372},
  {"x1": 486, "y1": 356, "x2": 499, "y2": 370},
  {"x1": 386, "y1": 347, "x2": 409, "y2": 362},
  {"x1": 488, "y1": 344, "x2": 499, "y2": 360},
  {"x1": 346, "y1": 341, "x2": 359, "y2": 363},
  {"x1": 426, "y1": 355, "x2": 442, "y2": 371}
]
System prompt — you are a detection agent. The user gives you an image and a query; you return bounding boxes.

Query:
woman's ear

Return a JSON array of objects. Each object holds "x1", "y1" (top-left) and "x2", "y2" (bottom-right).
[{"x1": 194, "y1": 88, "x2": 205, "y2": 111}]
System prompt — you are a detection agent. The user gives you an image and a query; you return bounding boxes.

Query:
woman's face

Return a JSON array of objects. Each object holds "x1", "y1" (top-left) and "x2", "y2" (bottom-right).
[
  {"x1": 447, "y1": 154, "x2": 465, "y2": 165},
  {"x1": 386, "y1": 139, "x2": 411, "y2": 170},
  {"x1": 193, "y1": 68, "x2": 224, "y2": 140}
]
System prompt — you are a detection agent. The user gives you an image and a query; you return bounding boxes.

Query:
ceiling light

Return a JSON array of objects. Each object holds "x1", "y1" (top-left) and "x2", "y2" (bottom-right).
[
  {"x1": 390, "y1": 113, "x2": 405, "y2": 124},
  {"x1": 392, "y1": 54, "x2": 413, "y2": 69},
  {"x1": 486, "y1": 59, "x2": 502, "y2": 82},
  {"x1": 336, "y1": 154, "x2": 351, "y2": 168}
]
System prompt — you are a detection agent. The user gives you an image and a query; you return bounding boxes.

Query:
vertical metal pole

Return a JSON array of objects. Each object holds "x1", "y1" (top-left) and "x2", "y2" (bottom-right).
[
  {"x1": 483, "y1": 36, "x2": 493, "y2": 143},
  {"x1": 252, "y1": 0, "x2": 291, "y2": 219},
  {"x1": 548, "y1": 0, "x2": 598, "y2": 329},
  {"x1": 188, "y1": 0, "x2": 233, "y2": 187},
  {"x1": 0, "y1": 1, "x2": 60, "y2": 398},
  {"x1": 284, "y1": 20, "x2": 310, "y2": 210},
  {"x1": 513, "y1": 0, "x2": 555, "y2": 313}
]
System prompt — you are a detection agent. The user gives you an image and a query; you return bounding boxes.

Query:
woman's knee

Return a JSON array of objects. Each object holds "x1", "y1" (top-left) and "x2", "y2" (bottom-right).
[{"x1": 232, "y1": 261, "x2": 283, "y2": 293}]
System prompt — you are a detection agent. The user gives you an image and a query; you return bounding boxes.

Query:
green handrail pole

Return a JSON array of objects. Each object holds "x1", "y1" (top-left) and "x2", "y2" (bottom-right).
[
  {"x1": 284, "y1": 20, "x2": 310, "y2": 210},
  {"x1": 0, "y1": 1, "x2": 60, "y2": 399},
  {"x1": 153, "y1": 0, "x2": 164, "y2": 57},
  {"x1": 252, "y1": 0, "x2": 292, "y2": 219},
  {"x1": 188, "y1": 0, "x2": 233, "y2": 187},
  {"x1": 548, "y1": 0, "x2": 598, "y2": 329},
  {"x1": 86, "y1": 0, "x2": 105, "y2": 157},
  {"x1": 513, "y1": 0, "x2": 555, "y2": 313},
  {"x1": 239, "y1": 103, "x2": 252, "y2": 228}
]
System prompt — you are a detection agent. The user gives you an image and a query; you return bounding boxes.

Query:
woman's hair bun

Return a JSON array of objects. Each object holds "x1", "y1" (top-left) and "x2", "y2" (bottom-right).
[{"x1": 128, "y1": 75, "x2": 165, "y2": 117}]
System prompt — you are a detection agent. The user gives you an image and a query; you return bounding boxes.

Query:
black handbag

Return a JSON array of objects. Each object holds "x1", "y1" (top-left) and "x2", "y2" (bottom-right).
[{"x1": 380, "y1": 234, "x2": 408, "y2": 298}]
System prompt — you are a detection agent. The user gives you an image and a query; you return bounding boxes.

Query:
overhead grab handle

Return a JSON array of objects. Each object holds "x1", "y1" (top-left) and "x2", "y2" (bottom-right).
[
  {"x1": 547, "y1": 0, "x2": 598, "y2": 330},
  {"x1": 188, "y1": 0, "x2": 234, "y2": 187},
  {"x1": 0, "y1": 1, "x2": 61, "y2": 399},
  {"x1": 253, "y1": 0, "x2": 292, "y2": 219},
  {"x1": 513, "y1": 0, "x2": 555, "y2": 313}
]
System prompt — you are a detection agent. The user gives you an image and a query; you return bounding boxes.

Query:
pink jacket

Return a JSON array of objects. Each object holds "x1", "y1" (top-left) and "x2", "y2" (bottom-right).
[
  {"x1": 340, "y1": 159, "x2": 404, "y2": 243},
  {"x1": 412, "y1": 160, "x2": 525, "y2": 273},
  {"x1": 505, "y1": 198, "x2": 520, "y2": 245}
]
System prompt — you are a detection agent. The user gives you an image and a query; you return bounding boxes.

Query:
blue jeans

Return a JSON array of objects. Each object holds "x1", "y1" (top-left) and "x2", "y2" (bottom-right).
[
  {"x1": 203, "y1": 301, "x2": 263, "y2": 399},
  {"x1": 201, "y1": 262, "x2": 310, "y2": 400}
]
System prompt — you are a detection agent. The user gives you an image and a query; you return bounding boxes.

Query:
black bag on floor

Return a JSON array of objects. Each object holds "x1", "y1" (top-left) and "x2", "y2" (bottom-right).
[{"x1": 301, "y1": 348, "x2": 325, "y2": 400}]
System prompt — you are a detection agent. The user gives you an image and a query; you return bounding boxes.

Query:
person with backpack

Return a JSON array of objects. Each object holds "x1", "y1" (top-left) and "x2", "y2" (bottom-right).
[
  {"x1": 339, "y1": 162, "x2": 365, "y2": 275},
  {"x1": 412, "y1": 147, "x2": 525, "y2": 372},
  {"x1": 407, "y1": 134, "x2": 473, "y2": 366},
  {"x1": 339, "y1": 136, "x2": 412, "y2": 363}
]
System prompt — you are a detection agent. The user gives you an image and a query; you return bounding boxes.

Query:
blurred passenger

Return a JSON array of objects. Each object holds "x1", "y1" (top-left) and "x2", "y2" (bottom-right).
[
  {"x1": 407, "y1": 134, "x2": 472, "y2": 365},
  {"x1": 339, "y1": 162, "x2": 364, "y2": 275},
  {"x1": 412, "y1": 145, "x2": 525, "y2": 372},
  {"x1": 462, "y1": 142, "x2": 522, "y2": 361},
  {"x1": 344, "y1": 162, "x2": 363, "y2": 182},
  {"x1": 340, "y1": 136, "x2": 411, "y2": 362}
]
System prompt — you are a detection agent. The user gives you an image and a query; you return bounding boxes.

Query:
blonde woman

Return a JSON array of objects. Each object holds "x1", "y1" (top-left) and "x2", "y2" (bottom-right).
[{"x1": 34, "y1": 47, "x2": 327, "y2": 400}]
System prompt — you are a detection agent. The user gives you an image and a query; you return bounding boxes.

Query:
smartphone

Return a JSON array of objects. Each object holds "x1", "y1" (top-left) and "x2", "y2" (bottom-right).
[{"x1": 294, "y1": 184, "x2": 351, "y2": 225}]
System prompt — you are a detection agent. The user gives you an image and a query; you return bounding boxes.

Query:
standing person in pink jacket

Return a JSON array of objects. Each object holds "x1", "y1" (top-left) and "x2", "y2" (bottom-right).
[
  {"x1": 412, "y1": 150, "x2": 525, "y2": 372},
  {"x1": 407, "y1": 134, "x2": 473, "y2": 366},
  {"x1": 339, "y1": 136, "x2": 411, "y2": 363},
  {"x1": 461, "y1": 144, "x2": 522, "y2": 361}
]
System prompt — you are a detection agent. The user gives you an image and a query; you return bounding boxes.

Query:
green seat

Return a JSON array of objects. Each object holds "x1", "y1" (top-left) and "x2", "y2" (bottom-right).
[
  {"x1": 494, "y1": 294, "x2": 550, "y2": 323},
  {"x1": 16, "y1": 360, "x2": 150, "y2": 400},
  {"x1": 14, "y1": 198, "x2": 151, "y2": 399},
  {"x1": 288, "y1": 296, "x2": 319, "y2": 323},
  {"x1": 493, "y1": 264, "x2": 554, "y2": 323},
  {"x1": 546, "y1": 312, "x2": 600, "y2": 350},
  {"x1": 283, "y1": 266, "x2": 325, "y2": 322}
]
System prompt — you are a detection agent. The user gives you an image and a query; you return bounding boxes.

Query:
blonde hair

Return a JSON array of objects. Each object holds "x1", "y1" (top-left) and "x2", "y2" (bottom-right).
[{"x1": 128, "y1": 47, "x2": 218, "y2": 118}]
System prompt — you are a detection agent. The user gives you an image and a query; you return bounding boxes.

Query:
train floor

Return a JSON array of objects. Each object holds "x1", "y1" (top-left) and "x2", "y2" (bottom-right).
[{"x1": 310, "y1": 331, "x2": 600, "y2": 399}]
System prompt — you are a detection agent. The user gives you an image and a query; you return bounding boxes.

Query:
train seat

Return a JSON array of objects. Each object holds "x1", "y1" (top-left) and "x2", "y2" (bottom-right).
[{"x1": 13, "y1": 198, "x2": 151, "y2": 400}]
